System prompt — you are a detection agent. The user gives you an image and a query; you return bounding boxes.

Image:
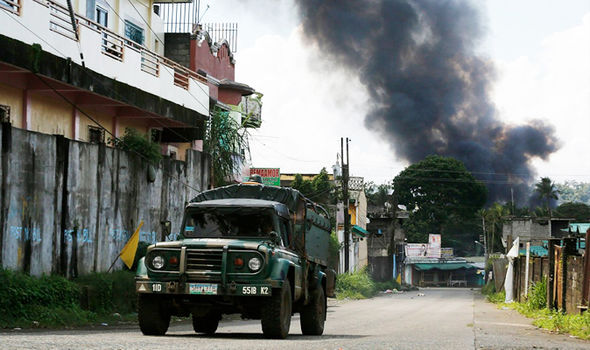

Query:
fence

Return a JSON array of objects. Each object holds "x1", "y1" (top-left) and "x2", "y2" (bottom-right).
[
  {"x1": 506, "y1": 237, "x2": 589, "y2": 314},
  {"x1": 0, "y1": 123, "x2": 209, "y2": 277}
]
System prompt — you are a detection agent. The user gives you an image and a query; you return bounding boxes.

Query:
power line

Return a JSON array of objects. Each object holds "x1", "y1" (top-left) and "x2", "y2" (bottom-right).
[{"x1": 4, "y1": 12, "x2": 204, "y2": 193}]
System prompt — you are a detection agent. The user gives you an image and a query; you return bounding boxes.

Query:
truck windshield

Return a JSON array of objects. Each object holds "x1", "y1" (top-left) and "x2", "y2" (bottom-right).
[{"x1": 183, "y1": 207, "x2": 277, "y2": 238}]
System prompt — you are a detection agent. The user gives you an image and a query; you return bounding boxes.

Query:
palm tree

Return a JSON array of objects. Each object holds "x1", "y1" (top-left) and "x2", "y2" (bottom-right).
[{"x1": 535, "y1": 177, "x2": 559, "y2": 217}]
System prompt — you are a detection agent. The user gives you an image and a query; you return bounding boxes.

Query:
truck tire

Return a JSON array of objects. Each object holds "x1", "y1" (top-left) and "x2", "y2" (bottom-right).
[
  {"x1": 300, "y1": 286, "x2": 326, "y2": 335},
  {"x1": 192, "y1": 312, "x2": 220, "y2": 335},
  {"x1": 137, "y1": 294, "x2": 170, "y2": 336},
  {"x1": 261, "y1": 280, "x2": 292, "y2": 339}
]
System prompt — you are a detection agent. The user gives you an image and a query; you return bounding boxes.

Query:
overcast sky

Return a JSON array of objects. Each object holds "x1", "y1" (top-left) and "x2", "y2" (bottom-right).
[{"x1": 203, "y1": 0, "x2": 590, "y2": 185}]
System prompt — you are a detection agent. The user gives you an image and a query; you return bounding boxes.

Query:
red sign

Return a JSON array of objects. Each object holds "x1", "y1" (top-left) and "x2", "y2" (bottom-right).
[{"x1": 250, "y1": 168, "x2": 280, "y2": 178}]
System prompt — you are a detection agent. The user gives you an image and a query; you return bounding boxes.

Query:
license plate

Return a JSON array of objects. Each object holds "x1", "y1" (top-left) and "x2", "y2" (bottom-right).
[
  {"x1": 239, "y1": 285, "x2": 271, "y2": 296},
  {"x1": 189, "y1": 283, "x2": 218, "y2": 295}
]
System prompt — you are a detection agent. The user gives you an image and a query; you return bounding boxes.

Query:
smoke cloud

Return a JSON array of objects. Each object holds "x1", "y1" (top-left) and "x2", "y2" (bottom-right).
[{"x1": 295, "y1": 0, "x2": 559, "y2": 202}]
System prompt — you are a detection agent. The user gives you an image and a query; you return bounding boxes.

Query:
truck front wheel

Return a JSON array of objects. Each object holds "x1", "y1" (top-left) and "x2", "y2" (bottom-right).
[
  {"x1": 261, "y1": 280, "x2": 292, "y2": 339},
  {"x1": 137, "y1": 294, "x2": 171, "y2": 336},
  {"x1": 300, "y1": 286, "x2": 326, "y2": 335}
]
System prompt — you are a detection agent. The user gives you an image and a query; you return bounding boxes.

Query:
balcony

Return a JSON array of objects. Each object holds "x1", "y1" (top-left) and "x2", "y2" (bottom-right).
[{"x1": 0, "y1": 0, "x2": 209, "y2": 118}]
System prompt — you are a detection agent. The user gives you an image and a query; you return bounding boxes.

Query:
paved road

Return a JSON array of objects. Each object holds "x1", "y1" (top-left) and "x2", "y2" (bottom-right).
[{"x1": 2, "y1": 288, "x2": 590, "y2": 349}]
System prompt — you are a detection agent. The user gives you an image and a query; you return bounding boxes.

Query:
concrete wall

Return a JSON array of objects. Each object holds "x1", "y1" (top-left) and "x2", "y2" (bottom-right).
[{"x1": 0, "y1": 123, "x2": 209, "y2": 276}]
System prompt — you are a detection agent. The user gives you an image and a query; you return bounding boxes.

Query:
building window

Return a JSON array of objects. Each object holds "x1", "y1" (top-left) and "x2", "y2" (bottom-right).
[
  {"x1": 0, "y1": 0, "x2": 20, "y2": 15},
  {"x1": 0, "y1": 105, "x2": 10, "y2": 123},
  {"x1": 88, "y1": 125, "x2": 104, "y2": 144},
  {"x1": 124, "y1": 20, "x2": 144, "y2": 45},
  {"x1": 96, "y1": 6, "x2": 108, "y2": 27}
]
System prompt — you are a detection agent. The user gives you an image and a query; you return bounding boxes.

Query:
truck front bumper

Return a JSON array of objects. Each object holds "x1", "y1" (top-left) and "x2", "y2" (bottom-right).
[{"x1": 136, "y1": 279, "x2": 274, "y2": 297}]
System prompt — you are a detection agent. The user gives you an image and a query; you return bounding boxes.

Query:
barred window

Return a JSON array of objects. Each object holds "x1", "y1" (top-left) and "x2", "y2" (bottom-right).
[
  {"x1": 88, "y1": 125, "x2": 104, "y2": 143},
  {"x1": 0, "y1": 105, "x2": 10, "y2": 123}
]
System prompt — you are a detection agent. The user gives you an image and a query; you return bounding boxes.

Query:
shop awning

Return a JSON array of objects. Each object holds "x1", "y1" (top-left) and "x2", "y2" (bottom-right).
[
  {"x1": 414, "y1": 263, "x2": 476, "y2": 271},
  {"x1": 352, "y1": 225, "x2": 369, "y2": 237}
]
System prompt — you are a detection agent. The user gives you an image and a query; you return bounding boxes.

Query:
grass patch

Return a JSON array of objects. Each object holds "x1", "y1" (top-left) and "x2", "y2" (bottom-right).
[
  {"x1": 335, "y1": 267, "x2": 401, "y2": 299},
  {"x1": 0, "y1": 268, "x2": 137, "y2": 329},
  {"x1": 485, "y1": 277, "x2": 590, "y2": 339}
]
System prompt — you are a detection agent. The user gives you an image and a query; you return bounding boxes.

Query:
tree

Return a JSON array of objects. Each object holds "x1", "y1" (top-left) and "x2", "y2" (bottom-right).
[
  {"x1": 205, "y1": 107, "x2": 248, "y2": 187},
  {"x1": 393, "y1": 155, "x2": 487, "y2": 243},
  {"x1": 290, "y1": 168, "x2": 334, "y2": 206},
  {"x1": 534, "y1": 177, "x2": 559, "y2": 217},
  {"x1": 364, "y1": 181, "x2": 392, "y2": 207},
  {"x1": 554, "y1": 202, "x2": 590, "y2": 221}
]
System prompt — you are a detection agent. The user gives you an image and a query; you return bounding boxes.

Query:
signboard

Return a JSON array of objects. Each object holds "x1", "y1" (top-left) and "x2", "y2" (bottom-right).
[
  {"x1": 427, "y1": 234, "x2": 441, "y2": 258},
  {"x1": 405, "y1": 238, "x2": 442, "y2": 258},
  {"x1": 247, "y1": 168, "x2": 280, "y2": 186},
  {"x1": 405, "y1": 243, "x2": 429, "y2": 257},
  {"x1": 441, "y1": 248, "x2": 454, "y2": 259}
]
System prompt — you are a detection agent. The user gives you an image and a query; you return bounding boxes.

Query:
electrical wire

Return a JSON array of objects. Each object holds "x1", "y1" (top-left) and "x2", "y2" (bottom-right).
[{"x1": 3, "y1": 12, "x2": 204, "y2": 193}]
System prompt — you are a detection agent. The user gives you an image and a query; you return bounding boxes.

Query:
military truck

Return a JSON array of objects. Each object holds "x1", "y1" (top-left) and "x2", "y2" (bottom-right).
[{"x1": 135, "y1": 183, "x2": 336, "y2": 339}]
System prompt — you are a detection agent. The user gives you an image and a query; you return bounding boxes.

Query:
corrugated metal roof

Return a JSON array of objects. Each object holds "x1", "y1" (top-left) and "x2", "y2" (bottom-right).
[
  {"x1": 570, "y1": 223, "x2": 590, "y2": 234},
  {"x1": 414, "y1": 262, "x2": 476, "y2": 271},
  {"x1": 352, "y1": 225, "x2": 369, "y2": 237},
  {"x1": 519, "y1": 245, "x2": 548, "y2": 257}
]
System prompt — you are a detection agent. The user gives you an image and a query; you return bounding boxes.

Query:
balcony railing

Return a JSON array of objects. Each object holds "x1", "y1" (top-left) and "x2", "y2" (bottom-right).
[
  {"x1": 48, "y1": 0, "x2": 77, "y2": 40},
  {"x1": 0, "y1": 0, "x2": 209, "y2": 115},
  {"x1": 0, "y1": 0, "x2": 20, "y2": 15}
]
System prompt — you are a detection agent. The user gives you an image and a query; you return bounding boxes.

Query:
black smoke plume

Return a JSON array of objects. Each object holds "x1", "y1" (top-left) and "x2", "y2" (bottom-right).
[{"x1": 295, "y1": 0, "x2": 559, "y2": 203}]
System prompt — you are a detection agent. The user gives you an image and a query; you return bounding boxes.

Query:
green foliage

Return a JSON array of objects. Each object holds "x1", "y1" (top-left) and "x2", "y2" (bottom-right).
[
  {"x1": 481, "y1": 281, "x2": 496, "y2": 295},
  {"x1": 486, "y1": 290, "x2": 505, "y2": 303},
  {"x1": 535, "y1": 177, "x2": 559, "y2": 216},
  {"x1": 0, "y1": 268, "x2": 137, "y2": 328},
  {"x1": 394, "y1": 155, "x2": 487, "y2": 243},
  {"x1": 336, "y1": 267, "x2": 376, "y2": 299},
  {"x1": 109, "y1": 128, "x2": 162, "y2": 165},
  {"x1": 526, "y1": 277, "x2": 547, "y2": 311},
  {"x1": 554, "y1": 202, "x2": 590, "y2": 221},
  {"x1": 205, "y1": 108, "x2": 248, "y2": 187},
  {"x1": 0, "y1": 269, "x2": 94, "y2": 328},
  {"x1": 335, "y1": 267, "x2": 402, "y2": 300},
  {"x1": 328, "y1": 231, "x2": 340, "y2": 269},
  {"x1": 480, "y1": 203, "x2": 510, "y2": 254},
  {"x1": 74, "y1": 270, "x2": 137, "y2": 315},
  {"x1": 555, "y1": 181, "x2": 590, "y2": 205},
  {"x1": 365, "y1": 181, "x2": 392, "y2": 207},
  {"x1": 290, "y1": 168, "x2": 335, "y2": 206}
]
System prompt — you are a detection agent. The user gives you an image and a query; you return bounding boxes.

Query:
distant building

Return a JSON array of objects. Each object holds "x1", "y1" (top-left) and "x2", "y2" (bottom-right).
[{"x1": 502, "y1": 217, "x2": 573, "y2": 247}]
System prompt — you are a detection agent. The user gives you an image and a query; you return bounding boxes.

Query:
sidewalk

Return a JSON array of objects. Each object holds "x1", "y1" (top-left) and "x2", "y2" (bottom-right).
[{"x1": 473, "y1": 293, "x2": 590, "y2": 349}]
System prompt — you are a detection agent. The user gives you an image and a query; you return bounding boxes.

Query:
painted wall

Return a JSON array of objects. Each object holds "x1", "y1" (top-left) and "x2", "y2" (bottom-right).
[
  {"x1": 0, "y1": 83, "x2": 23, "y2": 125},
  {"x1": 30, "y1": 93, "x2": 73, "y2": 138},
  {"x1": 0, "y1": 124, "x2": 209, "y2": 276},
  {"x1": 190, "y1": 37, "x2": 235, "y2": 81}
]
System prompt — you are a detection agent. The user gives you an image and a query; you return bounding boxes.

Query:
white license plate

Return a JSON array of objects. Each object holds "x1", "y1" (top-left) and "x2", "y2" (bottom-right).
[{"x1": 189, "y1": 283, "x2": 218, "y2": 295}]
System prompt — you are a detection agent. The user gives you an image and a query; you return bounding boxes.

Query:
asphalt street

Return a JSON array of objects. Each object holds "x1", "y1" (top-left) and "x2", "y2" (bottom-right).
[{"x1": 2, "y1": 288, "x2": 590, "y2": 349}]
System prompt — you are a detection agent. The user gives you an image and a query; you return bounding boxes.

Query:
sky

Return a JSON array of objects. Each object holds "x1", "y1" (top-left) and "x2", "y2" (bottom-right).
[{"x1": 202, "y1": 0, "x2": 590, "y2": 186}]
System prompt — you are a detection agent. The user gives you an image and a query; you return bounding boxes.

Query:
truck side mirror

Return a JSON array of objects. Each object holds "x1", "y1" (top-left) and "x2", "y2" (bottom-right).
[
  {"x1": 161, "y1": 220, "x2": 171, "y2": 237},
  {"x1": 270, "y1": 231, "x2": 281, "y2": 245}
]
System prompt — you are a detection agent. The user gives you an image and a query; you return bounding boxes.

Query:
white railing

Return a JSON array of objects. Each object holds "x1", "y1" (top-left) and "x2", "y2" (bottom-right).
[
  {"x1": 0, "y1": 0, "x2": 21, "y2": 15},
  {"x1": 101, "y1": 31, "x2": 124, "y2": 61},
  {"x1": 48, "y1": 0, "x2": 77, "y2": 40},
  {"x1": 0, "y1": 0, "x2": 209, "y2": 116},
  {"x1": 140, "y1": 49, "x2": 159, "y2": 76}
]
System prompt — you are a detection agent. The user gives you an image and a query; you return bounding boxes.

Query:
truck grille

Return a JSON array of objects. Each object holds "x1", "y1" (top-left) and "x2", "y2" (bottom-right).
[{"x1": 185, "y1": 249, "x2": 223, "y2": 272}]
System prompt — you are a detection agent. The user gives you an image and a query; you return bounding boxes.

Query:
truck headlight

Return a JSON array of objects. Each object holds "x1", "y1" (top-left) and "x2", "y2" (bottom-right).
[
  {"x1": 152, "y1": 255, "x2": 165, "y2": 269},
  {"x1": 248, "y1": 257, "x2": 261, "y2": 271}
]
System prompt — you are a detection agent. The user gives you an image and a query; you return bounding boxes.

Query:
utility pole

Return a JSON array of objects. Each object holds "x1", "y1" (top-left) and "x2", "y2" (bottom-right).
[{"x1": 341, "y1": 137, "x2": 350, "y2": 272}]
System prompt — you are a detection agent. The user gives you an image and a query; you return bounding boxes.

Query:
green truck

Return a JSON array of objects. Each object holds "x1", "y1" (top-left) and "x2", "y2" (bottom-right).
[{"x1": 135, "y1": 183, "x2": 336, "y2": 339}]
